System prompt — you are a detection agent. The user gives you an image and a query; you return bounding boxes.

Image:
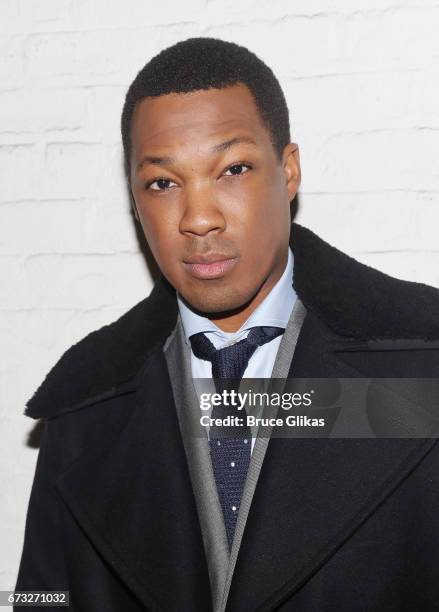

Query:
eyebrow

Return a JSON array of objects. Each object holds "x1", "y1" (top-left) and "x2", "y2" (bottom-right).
[{"x1": 136, "y1": 136, "x2": 257, "y2": 172}]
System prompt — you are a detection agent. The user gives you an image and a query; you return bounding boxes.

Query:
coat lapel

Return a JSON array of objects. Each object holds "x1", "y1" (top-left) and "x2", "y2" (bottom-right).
[
  {"x1": 55, "y1": 346, "x2": 212, "y2": 612},
  {"x1": 225, "y1": 311, "x2": 438, "y2": 611}
]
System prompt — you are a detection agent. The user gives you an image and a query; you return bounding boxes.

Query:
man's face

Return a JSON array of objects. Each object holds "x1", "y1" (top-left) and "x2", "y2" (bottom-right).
[{"x1": 129, "y1": 83, "x2": 300, "y2": 322}]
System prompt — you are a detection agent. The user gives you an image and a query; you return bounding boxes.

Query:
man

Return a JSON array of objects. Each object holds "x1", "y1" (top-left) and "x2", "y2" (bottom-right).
[{"x1": 15, "y1": 37, "x2": 439, "y2": 611}]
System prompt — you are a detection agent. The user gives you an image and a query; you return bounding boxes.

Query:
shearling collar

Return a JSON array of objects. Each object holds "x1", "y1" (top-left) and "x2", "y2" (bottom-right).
[{"x1": 25, "y1": 222, "x2": 439, "y2": 419}]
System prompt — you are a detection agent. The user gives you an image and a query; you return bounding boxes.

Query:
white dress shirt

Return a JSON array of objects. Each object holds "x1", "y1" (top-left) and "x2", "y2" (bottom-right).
[{"x1": 177, "y1": 247, "x2": 296, "y2": 453}]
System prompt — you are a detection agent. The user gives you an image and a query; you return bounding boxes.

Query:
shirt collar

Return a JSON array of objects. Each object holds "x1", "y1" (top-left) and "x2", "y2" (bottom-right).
[{"x1": 177, "y1": 247, "x2": 296, "y2": 348}]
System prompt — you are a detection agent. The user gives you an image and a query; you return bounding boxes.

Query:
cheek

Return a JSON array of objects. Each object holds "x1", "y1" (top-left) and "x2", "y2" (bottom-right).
[
  {"x1": 255, "y1": 170, "x2": 291, "y2": 226},
  {"x1": 138, "y1": 205, "x2": 179, "y2": 261},
  {"x1": 229, "y1": 182, "x2": 290, "y2": 261},
  {"x1": 220, "y1": 176, "x2": 269, "y2": 217},
  {"x1": 227, "y1": 176, "x2": 287, "y2": 232}
]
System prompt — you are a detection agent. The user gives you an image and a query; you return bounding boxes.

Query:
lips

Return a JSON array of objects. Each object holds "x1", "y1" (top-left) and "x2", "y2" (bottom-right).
[{"x1": 182, "y1": 253, "x2": 238, "y2": 279}]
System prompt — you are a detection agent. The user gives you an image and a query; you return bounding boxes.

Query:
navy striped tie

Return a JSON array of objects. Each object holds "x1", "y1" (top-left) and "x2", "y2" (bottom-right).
[{"x1": 190, "y1": 326, "x2": 284, "y2": 548}]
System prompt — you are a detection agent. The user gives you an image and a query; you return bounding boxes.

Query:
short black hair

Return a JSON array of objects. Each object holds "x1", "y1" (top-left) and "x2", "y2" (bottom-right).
[{"x1": 121, "y1": 37, "x2": 291, "y2": 179}]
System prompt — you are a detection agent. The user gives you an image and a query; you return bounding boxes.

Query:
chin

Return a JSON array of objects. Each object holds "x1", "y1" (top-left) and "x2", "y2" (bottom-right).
[{"x1": 180, "y1": 284, "x2": 256, "y2": 317}]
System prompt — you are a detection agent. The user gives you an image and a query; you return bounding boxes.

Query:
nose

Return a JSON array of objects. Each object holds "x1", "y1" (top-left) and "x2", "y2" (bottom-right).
[{"x1": 179, "y1": 182, "x2": 226, "y2": 237}]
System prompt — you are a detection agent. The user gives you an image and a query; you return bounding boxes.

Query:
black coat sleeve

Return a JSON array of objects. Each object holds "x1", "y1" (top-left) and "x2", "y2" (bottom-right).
[{"x1": 14, "y1": 418, "x2": 70, "y2": 611}]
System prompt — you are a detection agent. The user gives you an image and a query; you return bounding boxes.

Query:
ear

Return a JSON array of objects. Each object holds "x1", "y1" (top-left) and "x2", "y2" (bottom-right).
[{"x1": 282, "y1": 143, "x2": 301, "y2": 201}]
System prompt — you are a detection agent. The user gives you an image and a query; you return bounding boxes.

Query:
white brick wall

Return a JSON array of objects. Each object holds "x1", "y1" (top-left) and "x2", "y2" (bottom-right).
[{"x1": 1, "y1": 0, "x2": 439, "y2": 594}]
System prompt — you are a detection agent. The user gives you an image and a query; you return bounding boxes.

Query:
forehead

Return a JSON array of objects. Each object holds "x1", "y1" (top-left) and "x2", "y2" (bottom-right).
[{"x1": 129, "y1": 83, "x2": 271, "y2": 153}]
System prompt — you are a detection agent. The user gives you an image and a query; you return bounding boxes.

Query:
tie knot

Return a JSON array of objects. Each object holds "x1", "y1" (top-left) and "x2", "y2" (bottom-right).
[
  {"x1": 189, "y1": 326, "x2": 284, "y2": 381},
  {"x1": 189, "y1": 331, "x2": 217, "y2": 362}
]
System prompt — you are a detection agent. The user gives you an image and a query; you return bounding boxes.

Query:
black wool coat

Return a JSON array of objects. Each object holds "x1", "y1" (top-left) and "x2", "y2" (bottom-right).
[{"x1": 15, "y1": 223, "x2": 439, "y2": 611}]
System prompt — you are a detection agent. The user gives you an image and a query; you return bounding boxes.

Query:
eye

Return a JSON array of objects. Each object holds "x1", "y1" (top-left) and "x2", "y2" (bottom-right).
[
  {"x1": 223, "y1": 163, "x2": 252, "y2": 177},
  {"x1": 145, "y1": 177, "x2": 178, "y2": 191}
]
